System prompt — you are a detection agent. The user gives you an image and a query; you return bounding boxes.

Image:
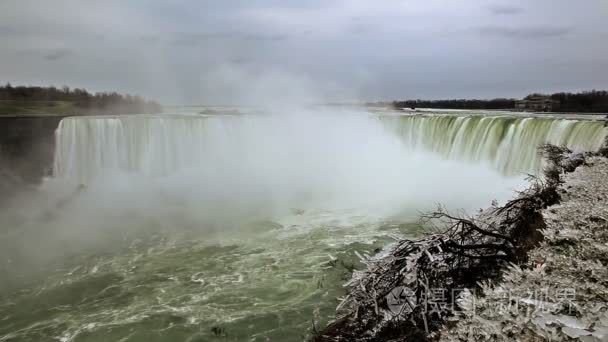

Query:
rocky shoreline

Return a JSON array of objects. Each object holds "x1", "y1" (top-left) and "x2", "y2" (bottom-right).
[
  {"x1": 314, "y1": 144, "x2": 608, "y2": 341},
  {"x1": 441, "y1": 156, "x2": 608, "y2": 341}
]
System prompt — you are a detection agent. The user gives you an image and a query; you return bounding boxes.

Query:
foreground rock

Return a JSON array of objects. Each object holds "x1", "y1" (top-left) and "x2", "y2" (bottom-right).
[
  {"x1": 441, "y1": 157, "x2": 608, "y2": 341},
  {"x1": 314, "y1": 147, "x2": 608, "y2": 341}
]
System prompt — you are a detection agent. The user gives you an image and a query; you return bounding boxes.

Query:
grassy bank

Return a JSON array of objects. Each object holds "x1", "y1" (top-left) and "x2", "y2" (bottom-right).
[{"x1": 0, "y1": 100, "x2": 77, "y2": 116}]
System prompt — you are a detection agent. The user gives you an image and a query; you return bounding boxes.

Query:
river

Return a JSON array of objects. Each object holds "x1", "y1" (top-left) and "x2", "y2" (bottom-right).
[{"x1": 1, "y1": 108, "x2": 606, "y2": 341}]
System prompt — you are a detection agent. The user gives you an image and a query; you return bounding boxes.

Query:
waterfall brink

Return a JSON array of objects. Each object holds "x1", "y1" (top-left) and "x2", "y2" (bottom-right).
[
  {"x1": 53, "y1": 115, "x2": 212, "y2": 183},
  {"x1": 51, "y1": 112, "x2": 606, "y2": 221},
  {"x1": 53, "y1": 114, "x2": 608, "y2": 185},
  {"x1": 380, "y1": 115, "x2": 608, "y2": 175}
]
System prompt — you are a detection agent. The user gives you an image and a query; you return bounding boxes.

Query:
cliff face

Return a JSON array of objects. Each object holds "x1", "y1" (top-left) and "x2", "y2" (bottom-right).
[{"x1": 0, "y1": 116, "x2": 65, "y2": 186}]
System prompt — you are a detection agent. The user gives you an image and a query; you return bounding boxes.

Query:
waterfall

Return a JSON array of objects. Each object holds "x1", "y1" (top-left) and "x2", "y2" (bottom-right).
[
  {"x1": 54, "y1": 115, "x2": 212, "y2": 183},
  {"x1": 380, "y1": 115, "x2": 608, "y2": 175},
  {"x1": 53, "y1": 114, "x2": 608, "y2": 184}
]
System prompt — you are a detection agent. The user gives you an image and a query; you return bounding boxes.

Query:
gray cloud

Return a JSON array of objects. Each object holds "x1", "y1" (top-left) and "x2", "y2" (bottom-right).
[
  {"x1": 44, "y1": 49, "x2": 72, "y2": 61},
  {"x1": 0, "y1": 26, "x2": 16, "y2": 35},
  {"x1": 169, "y1": 31, "x2": 289, "y2": 47},
  {"x1": 230, "y1": 57, "x2": 253, "y2": 65},
  {"x1": 243, "y1": 33, "x2": 289, "y2": 42},
  {"x1": 0, "y1": 0, "x2": 606, "y2": 104},
  {"x1": 170, "y1": 32, "x2": 233, "y2": 46},
  {"x1": 138, "y1": 35, "x2": 160, "y2": 43},
  {"x1": 488, "y1": 5, "x2": 524, "y2": 15},
  {"x1": 477, "y1": 26, "x2": 572, "y2": 39}
]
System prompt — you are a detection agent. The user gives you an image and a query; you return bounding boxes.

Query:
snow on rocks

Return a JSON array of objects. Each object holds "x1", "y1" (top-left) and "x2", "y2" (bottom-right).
[{"x1": 441, "y1": 157, "x2": 608, "y2": 342}]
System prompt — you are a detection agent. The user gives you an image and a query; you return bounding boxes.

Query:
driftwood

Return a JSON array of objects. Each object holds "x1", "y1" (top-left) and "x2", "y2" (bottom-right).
[{"x1": 313, "y1": 143, "x2": 595, "y2": 342}]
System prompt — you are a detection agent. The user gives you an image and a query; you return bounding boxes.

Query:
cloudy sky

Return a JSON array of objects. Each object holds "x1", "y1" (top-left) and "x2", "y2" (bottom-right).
[{"x1": 0, "y1": 0, "x2": 607, "y2": 104}]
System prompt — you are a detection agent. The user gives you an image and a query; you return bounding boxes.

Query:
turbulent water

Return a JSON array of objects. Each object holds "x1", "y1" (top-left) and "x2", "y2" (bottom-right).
[{"x1": 1, "y1": 110, "x2": 606, "y2": 341}]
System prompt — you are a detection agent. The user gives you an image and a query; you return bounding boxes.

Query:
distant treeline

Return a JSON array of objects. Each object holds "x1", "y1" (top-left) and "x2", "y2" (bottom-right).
[
  {"x1": 545, "y1": 90, "x2": 608, "y2": 113},
  {"x1": 389, "y1": 90, "x2": 608, "y2": 113},
  {"x1": 391, "y1": 98, "x2": 515, "y2": 110},
  {"x1": 0, "y1": 84, "x2": 162, "y2": 115}
]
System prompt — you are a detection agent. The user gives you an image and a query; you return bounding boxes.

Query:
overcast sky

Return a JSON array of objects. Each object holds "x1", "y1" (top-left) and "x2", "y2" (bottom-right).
[{"x1": 1, "y1": 0, "x2": 607, "y2": 104}]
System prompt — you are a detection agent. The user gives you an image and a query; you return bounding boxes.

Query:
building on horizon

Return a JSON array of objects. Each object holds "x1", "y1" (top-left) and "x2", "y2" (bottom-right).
[{"x1": 515, "y1": 95, "x2": 560, "y2": 112}]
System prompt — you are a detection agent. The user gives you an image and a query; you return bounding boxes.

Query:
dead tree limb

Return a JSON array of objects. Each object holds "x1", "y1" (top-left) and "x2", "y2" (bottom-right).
[{"x1": 313, "y1": 143, "x2": 586, "y2": 342}]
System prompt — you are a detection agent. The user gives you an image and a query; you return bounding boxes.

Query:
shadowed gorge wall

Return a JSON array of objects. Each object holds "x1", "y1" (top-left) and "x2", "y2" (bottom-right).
[{"x1": 0, "y1": 116, "x2": 65, "y2": 186}]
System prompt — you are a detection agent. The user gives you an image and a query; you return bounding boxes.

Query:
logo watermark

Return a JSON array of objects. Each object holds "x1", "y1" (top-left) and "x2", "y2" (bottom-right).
[{"x1": 386, "y1": 286, "x2": 578, "y2": 317}]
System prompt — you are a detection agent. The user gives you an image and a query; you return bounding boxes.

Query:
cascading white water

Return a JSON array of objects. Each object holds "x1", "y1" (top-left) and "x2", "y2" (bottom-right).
[
  {"x1": 380, "y1": 115, "x2": 608, "y2": 175},
  {"x1": 53, "y1": 115, "x2": 211, "y2": 181},
  {"x1": 55, "y1": 113, "x2": 608, "y2": 184},
  {"x1": 51, "y1": 112, "x2": 535, "y2": 219}
]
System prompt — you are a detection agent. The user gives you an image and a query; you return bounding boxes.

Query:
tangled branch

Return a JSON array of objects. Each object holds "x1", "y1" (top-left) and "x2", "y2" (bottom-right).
[{"x1": 313, "y1": 143, "x2": 589, "y2": 342}]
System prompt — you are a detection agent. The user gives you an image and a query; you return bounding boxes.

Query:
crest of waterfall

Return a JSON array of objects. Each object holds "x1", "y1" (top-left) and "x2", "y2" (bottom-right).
[
  {"x1": 53, "y1": 114, "x2": 608, "y2": 185},
  {"x1": 379, "y1": 115, "x2": 607, "y2": 175},
  {"x1": 54, "y1": 115, "x2": 212, "y2": 182}
]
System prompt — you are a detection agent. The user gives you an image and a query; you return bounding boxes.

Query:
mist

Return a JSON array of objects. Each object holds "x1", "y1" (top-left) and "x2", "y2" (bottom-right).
[{"x1": 0, "y1": 108, "x2": 526, "y2": 286}]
